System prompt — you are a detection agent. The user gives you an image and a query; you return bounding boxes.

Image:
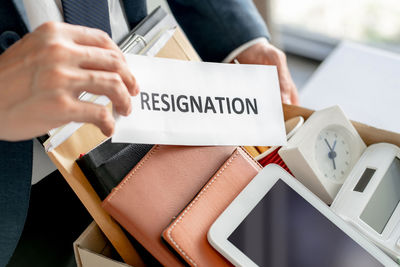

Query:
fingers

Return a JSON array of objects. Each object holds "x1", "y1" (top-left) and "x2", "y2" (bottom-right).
[
  {"x1": 280, "y1": 80, "x2": 299, "y2": 105},
  {"x1": 70, "y1": 70, "x2": 133, "y2": 116},
  {"x1": 68, "y1": 101, "x2": 115, "y2": 137},
  {"x1": 279, "y1": 76, "x2": 299, "y2": 105},
  {"x1": 64, "y1": 23, "x2": 123, "y2": 57},
  {"x1": 290, "y1": 85, "x2": 300, "y2": 105},
  {"x1": 235, "y1": 41, "x2": 300, "y2": 106},
  {"x1": 7, "y1": 93, "x2": 116, "y2": 139},
  {"x1": 272, "y1": 51, "x2": 299, "y2": 105},
  {"x1": 35, "y1": 22, "x2": 139, "y2": 98},
  {"x1": 36, "y1": 22, "x2": 122, "y2": 57},
  {"x1": 77, "y1": 46, "x2": 139, "y2": 95}
]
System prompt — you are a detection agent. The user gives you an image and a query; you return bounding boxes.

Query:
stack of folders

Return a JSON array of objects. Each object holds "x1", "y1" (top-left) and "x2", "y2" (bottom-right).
[
  {"x1": 101, "y1": 146, "x2": 260, "y2": 266},
  {"x1": 86, "y1": 119, "x2": 302, "y2": 266},
  {"x1": 41, "y1": 6, "x2": 177, "y2": 152},
  {"x1": 78, "y1": 143, "x2": 290, "y2": 266}
]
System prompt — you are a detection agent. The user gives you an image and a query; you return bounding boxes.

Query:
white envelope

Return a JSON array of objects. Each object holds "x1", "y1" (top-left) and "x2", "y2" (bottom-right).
[{"x1": 113, "y1": 55, "x2": 286, "y2": 146}]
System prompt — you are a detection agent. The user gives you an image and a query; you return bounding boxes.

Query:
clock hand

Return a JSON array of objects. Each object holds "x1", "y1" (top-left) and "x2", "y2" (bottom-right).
[
  {"x1": 328, "y1": 151, "x2": 337, "y2": 169},
  {"x1": 324, "y1": 138, "x2": 333, "y2": 151},
  {"x1": 326, "y1": 138, "x2": 337, "y2": 170},
  {"x1": 331, "y1": 139, "x2": 337, "y2": 169}
]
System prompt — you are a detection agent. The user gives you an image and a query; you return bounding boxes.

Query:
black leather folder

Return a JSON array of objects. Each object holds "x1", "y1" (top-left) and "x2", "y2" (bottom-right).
[{"x1": 77, "y1": 139, "x2": 153, "y2": 200}]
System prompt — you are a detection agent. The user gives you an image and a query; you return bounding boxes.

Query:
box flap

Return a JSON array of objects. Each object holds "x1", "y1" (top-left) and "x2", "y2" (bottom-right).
[
  {"x1": 74, "y1": 222, "x2": 131, "y2": 267},
  {"x1": 283, "y1": 104, "x2": 400, "y2": 146},
  {"x1": 74, "y1": 222, "x2": 107, "y2": 254},
  {"x1": 78, "y1": 247, "x2": 131, "y2": 267}
]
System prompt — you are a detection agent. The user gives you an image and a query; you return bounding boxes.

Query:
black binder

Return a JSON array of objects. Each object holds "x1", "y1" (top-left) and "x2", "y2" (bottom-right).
[{"x1": 77, "y1": 139, "x2": 153, "y2": 200}]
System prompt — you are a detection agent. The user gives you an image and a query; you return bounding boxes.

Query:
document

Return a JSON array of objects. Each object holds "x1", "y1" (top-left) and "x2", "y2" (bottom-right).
[{"x1": 113, "y1": 55, "x2": 286, "y2": 146}]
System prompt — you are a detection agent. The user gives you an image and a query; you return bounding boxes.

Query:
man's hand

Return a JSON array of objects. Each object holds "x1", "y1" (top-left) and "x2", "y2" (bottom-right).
[
  {"x1": 235, "y1": 42, "x2": 299, "y2": 105},
  {"x1": 0, "y1": 22, "x2": 138, "y2": 141}
]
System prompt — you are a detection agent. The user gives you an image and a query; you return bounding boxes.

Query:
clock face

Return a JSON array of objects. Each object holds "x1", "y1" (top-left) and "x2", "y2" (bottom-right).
[{"x1": 315, "y1": 128, "x2": 352, "y2": 183}]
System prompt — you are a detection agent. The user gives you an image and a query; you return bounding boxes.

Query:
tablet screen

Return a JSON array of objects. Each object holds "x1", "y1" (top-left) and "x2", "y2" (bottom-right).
[{"x1": 227, "y1": 180, "x2": 383, "y2": 267}]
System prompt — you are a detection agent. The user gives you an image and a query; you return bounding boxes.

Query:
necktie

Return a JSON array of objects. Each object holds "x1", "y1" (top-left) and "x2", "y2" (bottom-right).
[{"x1": 62, "y1": 0, "x2": 112, "y2": 37}]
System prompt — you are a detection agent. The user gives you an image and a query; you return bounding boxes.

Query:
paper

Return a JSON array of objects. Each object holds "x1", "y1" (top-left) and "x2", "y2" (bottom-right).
[
  {"x1": 301, "y1": 42, "x2": 400, "y2": 133},
  {"x1": 112, "y1": 55, "x2": 286, "y2": 146}
]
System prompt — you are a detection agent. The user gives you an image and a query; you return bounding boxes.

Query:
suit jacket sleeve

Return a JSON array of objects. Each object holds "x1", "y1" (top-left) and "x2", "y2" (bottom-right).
[
  {"x1": 0, "y1": 140, "x2": 32, "y2": 266},
  {"x1": 167, "y1": 0, "x2": 270, "y2": 62}
]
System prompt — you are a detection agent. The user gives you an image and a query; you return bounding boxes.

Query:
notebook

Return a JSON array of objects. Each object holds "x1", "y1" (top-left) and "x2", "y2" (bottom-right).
[
  {"x1": 162, "y1": 147, "x2": 261, "y2": 266},
  {"x1": 102, "y1": 145, "x2": 236, "y2": 266}
]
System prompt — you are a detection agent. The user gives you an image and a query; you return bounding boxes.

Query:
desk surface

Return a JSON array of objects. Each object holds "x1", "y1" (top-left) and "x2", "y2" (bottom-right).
[{"x1": 300, "y1": 41, "x2": 400, "y2": 133}]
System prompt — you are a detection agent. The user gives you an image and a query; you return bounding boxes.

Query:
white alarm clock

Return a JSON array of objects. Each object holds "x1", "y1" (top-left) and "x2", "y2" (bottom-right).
[
  {"x1": 279, "y1": 106, "x2": 366, "y2": 204},
  {"x1": 331, "y1": 143, "x2": 400, "y2": 263}
]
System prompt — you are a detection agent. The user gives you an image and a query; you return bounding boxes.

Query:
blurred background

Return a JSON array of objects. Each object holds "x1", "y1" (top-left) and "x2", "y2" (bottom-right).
[
  {"x1": 274, "y1": 0, "x2": 400, "y2": 57},
  {"x1": 149, "y1": 0, "x2": 400, "y2": 89},
  {"x1": 273, "y1": 0, "x2": 400, "y2": 58}
]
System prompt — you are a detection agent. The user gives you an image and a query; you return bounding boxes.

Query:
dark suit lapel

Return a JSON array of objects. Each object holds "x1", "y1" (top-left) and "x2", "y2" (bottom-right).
[
  {"x1": 11, "y1": 0, "x2": 31, "y2": 32},
  {"x1": 121, "y1": 0, "x2": 147, "y2": 29}
]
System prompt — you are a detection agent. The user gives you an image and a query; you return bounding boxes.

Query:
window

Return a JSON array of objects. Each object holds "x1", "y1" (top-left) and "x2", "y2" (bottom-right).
[{"x1": 273, "y1": 0, "x2": 400, "y2": 59}]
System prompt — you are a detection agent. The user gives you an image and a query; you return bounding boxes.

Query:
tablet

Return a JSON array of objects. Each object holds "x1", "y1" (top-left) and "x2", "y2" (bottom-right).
[{"x1": 208, "y1": 165, "x2": 396, "y2": 267}]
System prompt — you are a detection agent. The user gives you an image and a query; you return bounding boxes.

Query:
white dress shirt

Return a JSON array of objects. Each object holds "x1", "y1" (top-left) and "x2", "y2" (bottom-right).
[
  {"x1": 23, "y1": 0, "x2": 266, "y2": 184},
  {"x1": 23, "y1": 0, "x2": 130, "y2": 43}
]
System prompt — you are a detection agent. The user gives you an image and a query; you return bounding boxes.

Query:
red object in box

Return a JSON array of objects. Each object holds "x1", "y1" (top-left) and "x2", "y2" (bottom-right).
[{"x1": 258, "y1": 147, "x2": 292, "y2": 175}]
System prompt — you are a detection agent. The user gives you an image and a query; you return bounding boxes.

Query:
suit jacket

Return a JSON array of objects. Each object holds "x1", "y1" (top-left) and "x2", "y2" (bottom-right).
[{"x1": 0, "y1": 0, "x2": 269, "y2": 265}]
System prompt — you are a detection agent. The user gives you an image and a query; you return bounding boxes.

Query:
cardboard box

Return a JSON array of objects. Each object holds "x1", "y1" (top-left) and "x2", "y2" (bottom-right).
[
  {"x1": 74, "y1": 222, "x2": 131, "y2": 267},
  {"x1": 74, "y1": 104, "x2": 400, "y2": 266}
]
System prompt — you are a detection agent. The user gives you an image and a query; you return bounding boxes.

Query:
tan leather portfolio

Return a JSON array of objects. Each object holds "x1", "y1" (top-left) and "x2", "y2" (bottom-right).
[
  {"x1": 102, "y1": 145, "x2": 236, "y2": 267},
  {"x1": 162, "y1": 147, "x2": 261, "y2": 266}
]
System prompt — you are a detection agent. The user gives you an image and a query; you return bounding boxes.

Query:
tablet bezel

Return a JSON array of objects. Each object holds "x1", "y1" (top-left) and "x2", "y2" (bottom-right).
[{"x1": 207, "y1": 164, "x2": 396, "y2": 267}]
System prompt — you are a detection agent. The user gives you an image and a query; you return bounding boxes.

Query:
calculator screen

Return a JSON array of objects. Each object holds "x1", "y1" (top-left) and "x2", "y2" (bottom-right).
[{"x1": 361, "y1": 157, "x2": 400, "y2": 234}]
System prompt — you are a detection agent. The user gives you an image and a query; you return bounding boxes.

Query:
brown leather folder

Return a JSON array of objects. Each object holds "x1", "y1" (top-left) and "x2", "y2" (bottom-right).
[
  {"x1": 102, "y1": 145, "x2": 236, "y2": 267},
  {"x1": 162, "y1": 147, "x2": 261, "y2": 266}
]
